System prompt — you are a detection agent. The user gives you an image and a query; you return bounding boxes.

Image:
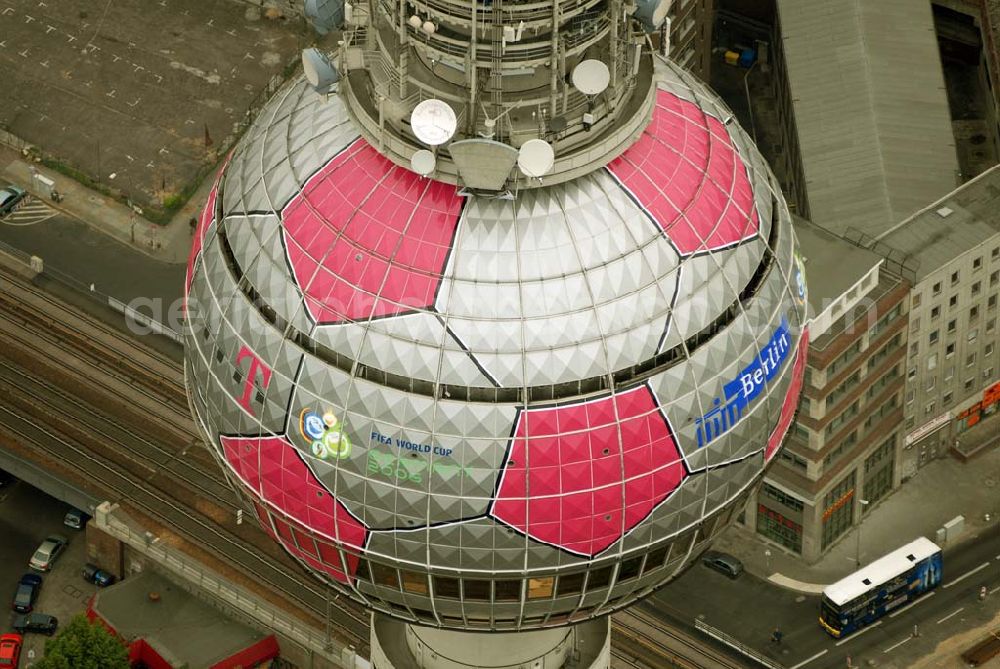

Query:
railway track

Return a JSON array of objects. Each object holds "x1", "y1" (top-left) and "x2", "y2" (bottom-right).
[{"x1": 612, "y1": 608, "x2": 747, "y2": 669}]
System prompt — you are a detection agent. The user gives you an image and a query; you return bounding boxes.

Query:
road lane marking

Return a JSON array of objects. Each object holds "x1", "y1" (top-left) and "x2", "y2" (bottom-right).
[
  {"x1": 883, "y1": 636, "x2": 912, "y2": 653},
  {"x1": 834, "y1": 620, "x2": 882, "y2": 646},
  {"x1": 936, "y1": 607, "x2": 964, "y2": 624},
  {"x1": 888, "y1": 591, "x2": 936, "y2": 617},
  {"x1": 942, "y1": 562, "x2": 990, "y2": 588},
  {"x1": 789, "y1": 650, "x2": 828, "y2": 669}
]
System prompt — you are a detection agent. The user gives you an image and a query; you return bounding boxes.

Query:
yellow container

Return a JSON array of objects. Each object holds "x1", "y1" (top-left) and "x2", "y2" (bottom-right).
[{"x1": 724, "y1": 50, "x2": 740, "y2": 66}]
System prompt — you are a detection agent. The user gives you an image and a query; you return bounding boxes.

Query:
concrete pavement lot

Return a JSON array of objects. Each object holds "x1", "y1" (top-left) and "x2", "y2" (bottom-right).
[{"x1": 0, "y1": 0, "x2": 303, "y2": 213}]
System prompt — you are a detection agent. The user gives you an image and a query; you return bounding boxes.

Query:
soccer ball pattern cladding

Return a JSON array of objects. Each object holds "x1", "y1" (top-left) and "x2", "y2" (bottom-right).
[{"x1": 184, "y1": 57, "x2": 809, "y2": 629}]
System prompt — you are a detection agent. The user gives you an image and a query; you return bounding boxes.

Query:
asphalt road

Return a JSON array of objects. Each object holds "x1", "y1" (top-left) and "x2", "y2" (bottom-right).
[{"x1": 649, "y1": 526, "x2": 1000, "y2": 668}]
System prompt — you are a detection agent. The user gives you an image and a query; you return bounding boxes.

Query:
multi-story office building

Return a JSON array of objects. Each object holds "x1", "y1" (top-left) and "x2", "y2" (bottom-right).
[
  {"x1": 872, "y1": 166, "x2": 1000, "y2": 475},
  {"x1": 667, "y1": 0, "x2": 715, "y2": 80},
  {"x1": 745, "y1": 219, "x2": 910, "y2": 562}
]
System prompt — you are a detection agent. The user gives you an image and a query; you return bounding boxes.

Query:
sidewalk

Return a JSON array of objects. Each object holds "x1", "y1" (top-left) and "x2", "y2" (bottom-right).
[
  {"x1": 714, "y1": 439, "x2": 1000, "y2": 593},
  {"x1": 1, "y1": 145, "x2": 215, "y2": 265}
]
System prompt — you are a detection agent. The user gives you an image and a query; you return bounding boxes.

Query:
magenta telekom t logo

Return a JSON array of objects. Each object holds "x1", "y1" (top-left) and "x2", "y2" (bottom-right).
[{"x1": 235, "y1": 345, "x2": 272, "y2": 415}]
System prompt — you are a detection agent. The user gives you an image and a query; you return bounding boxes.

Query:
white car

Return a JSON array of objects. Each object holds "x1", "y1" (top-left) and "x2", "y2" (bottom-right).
[{"x1": 29, "y1": 535, "x2": 68, "y2": 572}]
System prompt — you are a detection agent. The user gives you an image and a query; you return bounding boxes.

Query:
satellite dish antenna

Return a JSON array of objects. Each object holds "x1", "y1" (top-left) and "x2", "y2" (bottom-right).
[
  {"x1": 304, "y1": 0, "x2": 345, "y2": 35},
  {"x1": 571, "y1": 60, "x2": 611, "y2": 96},
  {"x1": 517, "y1": 139, "x2": 555, "y2": 178},
  {"x1": 411, "y1": 99, "x2": 457, "y2": 146},
  {"x1": 634, "y1": 0, "x2": 673, "y2": 31},
  {"x1": 410, "y1": 149, "x2": 436, "y2": 176},
  {"x1": 302, "y1": 48, "x2": 340, "y2": 94}
]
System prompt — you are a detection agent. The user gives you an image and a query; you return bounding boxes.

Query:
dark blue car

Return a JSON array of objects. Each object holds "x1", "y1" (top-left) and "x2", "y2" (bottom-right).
[{"x1": 12, "y1": 574, "x2": 42, "y2": 613}]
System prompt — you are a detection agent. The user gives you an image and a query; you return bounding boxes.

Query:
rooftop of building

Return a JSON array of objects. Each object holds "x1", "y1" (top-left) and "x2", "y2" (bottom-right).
[
  {"x1": 792, "y1": 216, "x2": 882, "y2": 313},
  {"x1": 776, "y1": 0, "x2": 960, "y2": 238},
  {"x1": 874, "y1": 164, "x2": 1000, "y2": 283},
  {"x1": 90, "y1": 571, "x2": 271, "y2": 668}
]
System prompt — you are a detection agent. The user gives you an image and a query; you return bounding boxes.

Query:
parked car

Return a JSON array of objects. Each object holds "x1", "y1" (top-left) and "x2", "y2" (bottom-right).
[
  {"x1": 12, "y1": 574, "x2": 42, "y2": 613},
  {"x1": 12, "y1": 613, "x2": 58, "y2": 636},
  {"x1": 82, "y1": 563, "x2": 116, "y2": 587},
  {"x1": 0, "y1": 634, "x2": 22, "y2": 669},
  {"x1": 63, "y1": 508, "x2": 88, "y2": 530},
  {"x1": 29, "y1": 535, "x2": 67, "y2": 572},
  {"x1": 0, "y1": 186, "x2": 26, "y2": 217},
  {"x1": 701, "y1": 551, "x2": 744, "y2": 579}
]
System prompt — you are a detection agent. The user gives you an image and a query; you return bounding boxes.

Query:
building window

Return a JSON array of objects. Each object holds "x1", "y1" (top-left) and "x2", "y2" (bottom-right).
[
  {"x1": 931, "y1": 306, "x2": 940, "y2": 320},
  {"x1": 988, "y1": 317, "x2": 996, "y2": 334},
  {"x1": 933, "y1": 281, "x2": 942, "y2": 296},
  {"x1": 966, "y1": 378, "x2": 975, "y2": 391},
  {"x1": 986, "y1": 343, "x2": 995, "y2": 357},
  {"x1": 864, "y1": 435, "x2": 895, "y2": 473},
  {"x1": 778, "y1": 449, "x2": 808, "y2": 472},
  {"x1": 912, "y1": 293, "x2": 922, "y2": 308},
  {"x1": 989, "y1": 295, "x2": 997, "y2": 310},
  {"x1": 969, "y1": 329, "x2": 979, "y2": 343},
  {"x1": 948, "y1": 319, "x2": 957, "y2": 334},
  {"x1": 991, "y1": 270, "x2": 999, "y2": 288},
  {"x1": 943, "y1": 391, "x2": 953, "y2": 405},
  {"x1": 929, "y1": 330, "x2": 939, "y2": 345},
  {"x1": 993, "y1": 247, "x2": 999, "y2": 261},
  {"x1": 967, "y1": 352, "x2": 977, "y2": 367},
  {"x1": 907, "y1": 367, "x2": 916, "y2": 380},
  {"x1": 974, "y1": 256, "x2": 983, "y2": 271},
  {"x1": 863, "y1": 463, "x2": 894, "y2": 508},
  {"x1": 986, "y1": 367, "x2": 995, "y2": 380},
  {"x1": 971, "y1": 305, "x2": 980, "y2": 321},
  {"x1": 911, "y1": 317, "x2": 921, "y2": 332},
  {"x1": 972, "y1": 281, "x2": 982, "y2": 296},
  {"x1": 757, "y1": 504, "x2": 803, "y2": 554},
  {"x1": 952, "y1": 270, "x2": 960, "y2": 285},
  {"x1": 946, "y1": 342, "x2": 956, "y2": 357},
  {"x1": 760, "y1": 482, "x2": 805, "y2": 512},
  {"x1": 927, "y1": 353, "x2": 938, "y2": 371},
  {"x1": 821, "y1": 472, "x2": 857, "y2": 549},
  {"x1": 950, "y1": 294, "x2": 958, "y2": 308},
  {"x1": 925, "y1": 401, "x2": 935, "y2": 415},
  {"x1": 945, "y1": 365, "x2": 955, "y2": 381},
  {"x1": 926, "y1": 376, "x2": 936, "y2": 391}
]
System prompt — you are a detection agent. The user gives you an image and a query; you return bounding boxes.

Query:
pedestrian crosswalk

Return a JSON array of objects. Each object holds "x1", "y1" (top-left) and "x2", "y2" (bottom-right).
[{"x1": 0, "y1": 197, "x2": 57, "y2": 226}]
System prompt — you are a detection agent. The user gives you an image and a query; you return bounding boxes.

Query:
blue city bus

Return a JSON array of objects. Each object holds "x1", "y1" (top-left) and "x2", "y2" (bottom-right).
[{"x1": 819, "y1": 537, "x2": 943, "y2": 638}]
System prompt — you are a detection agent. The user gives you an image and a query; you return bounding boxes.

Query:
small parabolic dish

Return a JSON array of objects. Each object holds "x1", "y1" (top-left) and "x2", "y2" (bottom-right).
[
  {"x1": 411, "y1": 99, "x2": 457, "y2": 146},
  {"x1": 517, "y1": 139, "x2": 555, "y2": 178},
  {"x1": 571, "y1": 60, "x2": 611, "y2": 96},
  {"x1": 304, "y1": 0, "x2": 345, "y2": 35},
  {"x1": 302, "y1": 48, "x2": 340, "y2": 94},
  {"x1": 410, "y1": 149, "x2": 437, "y2": 176},
  {"x1": 634, "y1": 0, "x2": 673, "y2": 31}
]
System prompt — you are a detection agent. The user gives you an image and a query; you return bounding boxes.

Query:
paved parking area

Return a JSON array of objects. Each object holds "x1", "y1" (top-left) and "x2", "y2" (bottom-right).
[
  {"x1": 0, "y1": 479, "x2": 97, "y2": 660},
  {"x1": 0, "y1": 0, "x2": 303, "y2": 214}
]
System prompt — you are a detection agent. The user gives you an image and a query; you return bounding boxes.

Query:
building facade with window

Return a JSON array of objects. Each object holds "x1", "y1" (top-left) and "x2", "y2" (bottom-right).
[
  {"x1": 743, "y1": 219, "x2": 910, "y2": 562},
  {"x1": 871, "y1": 166, "x2": 1000, "y2": 475},
  {"x1": 666, "y1": 0, "x2": 715, "y2": 80}
]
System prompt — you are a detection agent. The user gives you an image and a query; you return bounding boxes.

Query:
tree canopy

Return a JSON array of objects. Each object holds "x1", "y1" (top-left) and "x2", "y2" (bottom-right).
[{"x1": 34, "y1": 614, "x2": 130, "y2": 669}]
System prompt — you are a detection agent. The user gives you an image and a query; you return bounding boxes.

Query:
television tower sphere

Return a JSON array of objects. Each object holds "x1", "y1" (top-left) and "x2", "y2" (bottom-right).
[{"x1": 184, "y1": 0, "x2": 808, "y2": 664}]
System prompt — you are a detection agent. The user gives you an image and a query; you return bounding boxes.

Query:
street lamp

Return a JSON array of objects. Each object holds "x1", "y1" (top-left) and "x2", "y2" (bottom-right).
[{"x1": 855, "y1": 499, "x2": 870, "y2": 568}]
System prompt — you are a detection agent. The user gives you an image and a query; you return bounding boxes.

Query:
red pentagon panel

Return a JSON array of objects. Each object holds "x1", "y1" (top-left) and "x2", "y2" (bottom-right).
[
  {"x1": 491, "y1": 385, "x2": 685, "y2": 557},
  {"x1": 184, "y1": 163, "x2": 226, "y2": 304},
  {"x1": 765, "y1": 329, "x2": 810, "y2": 462},
  {"x1": 221, "y1": 435, "x2": 367, "y2": 582},
  {"x1": 607, "y1": 89, "x2": 759, "y2": 255},
  {"x1": 281, "y1": 139, "x2": 463, "y2": 324}
]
